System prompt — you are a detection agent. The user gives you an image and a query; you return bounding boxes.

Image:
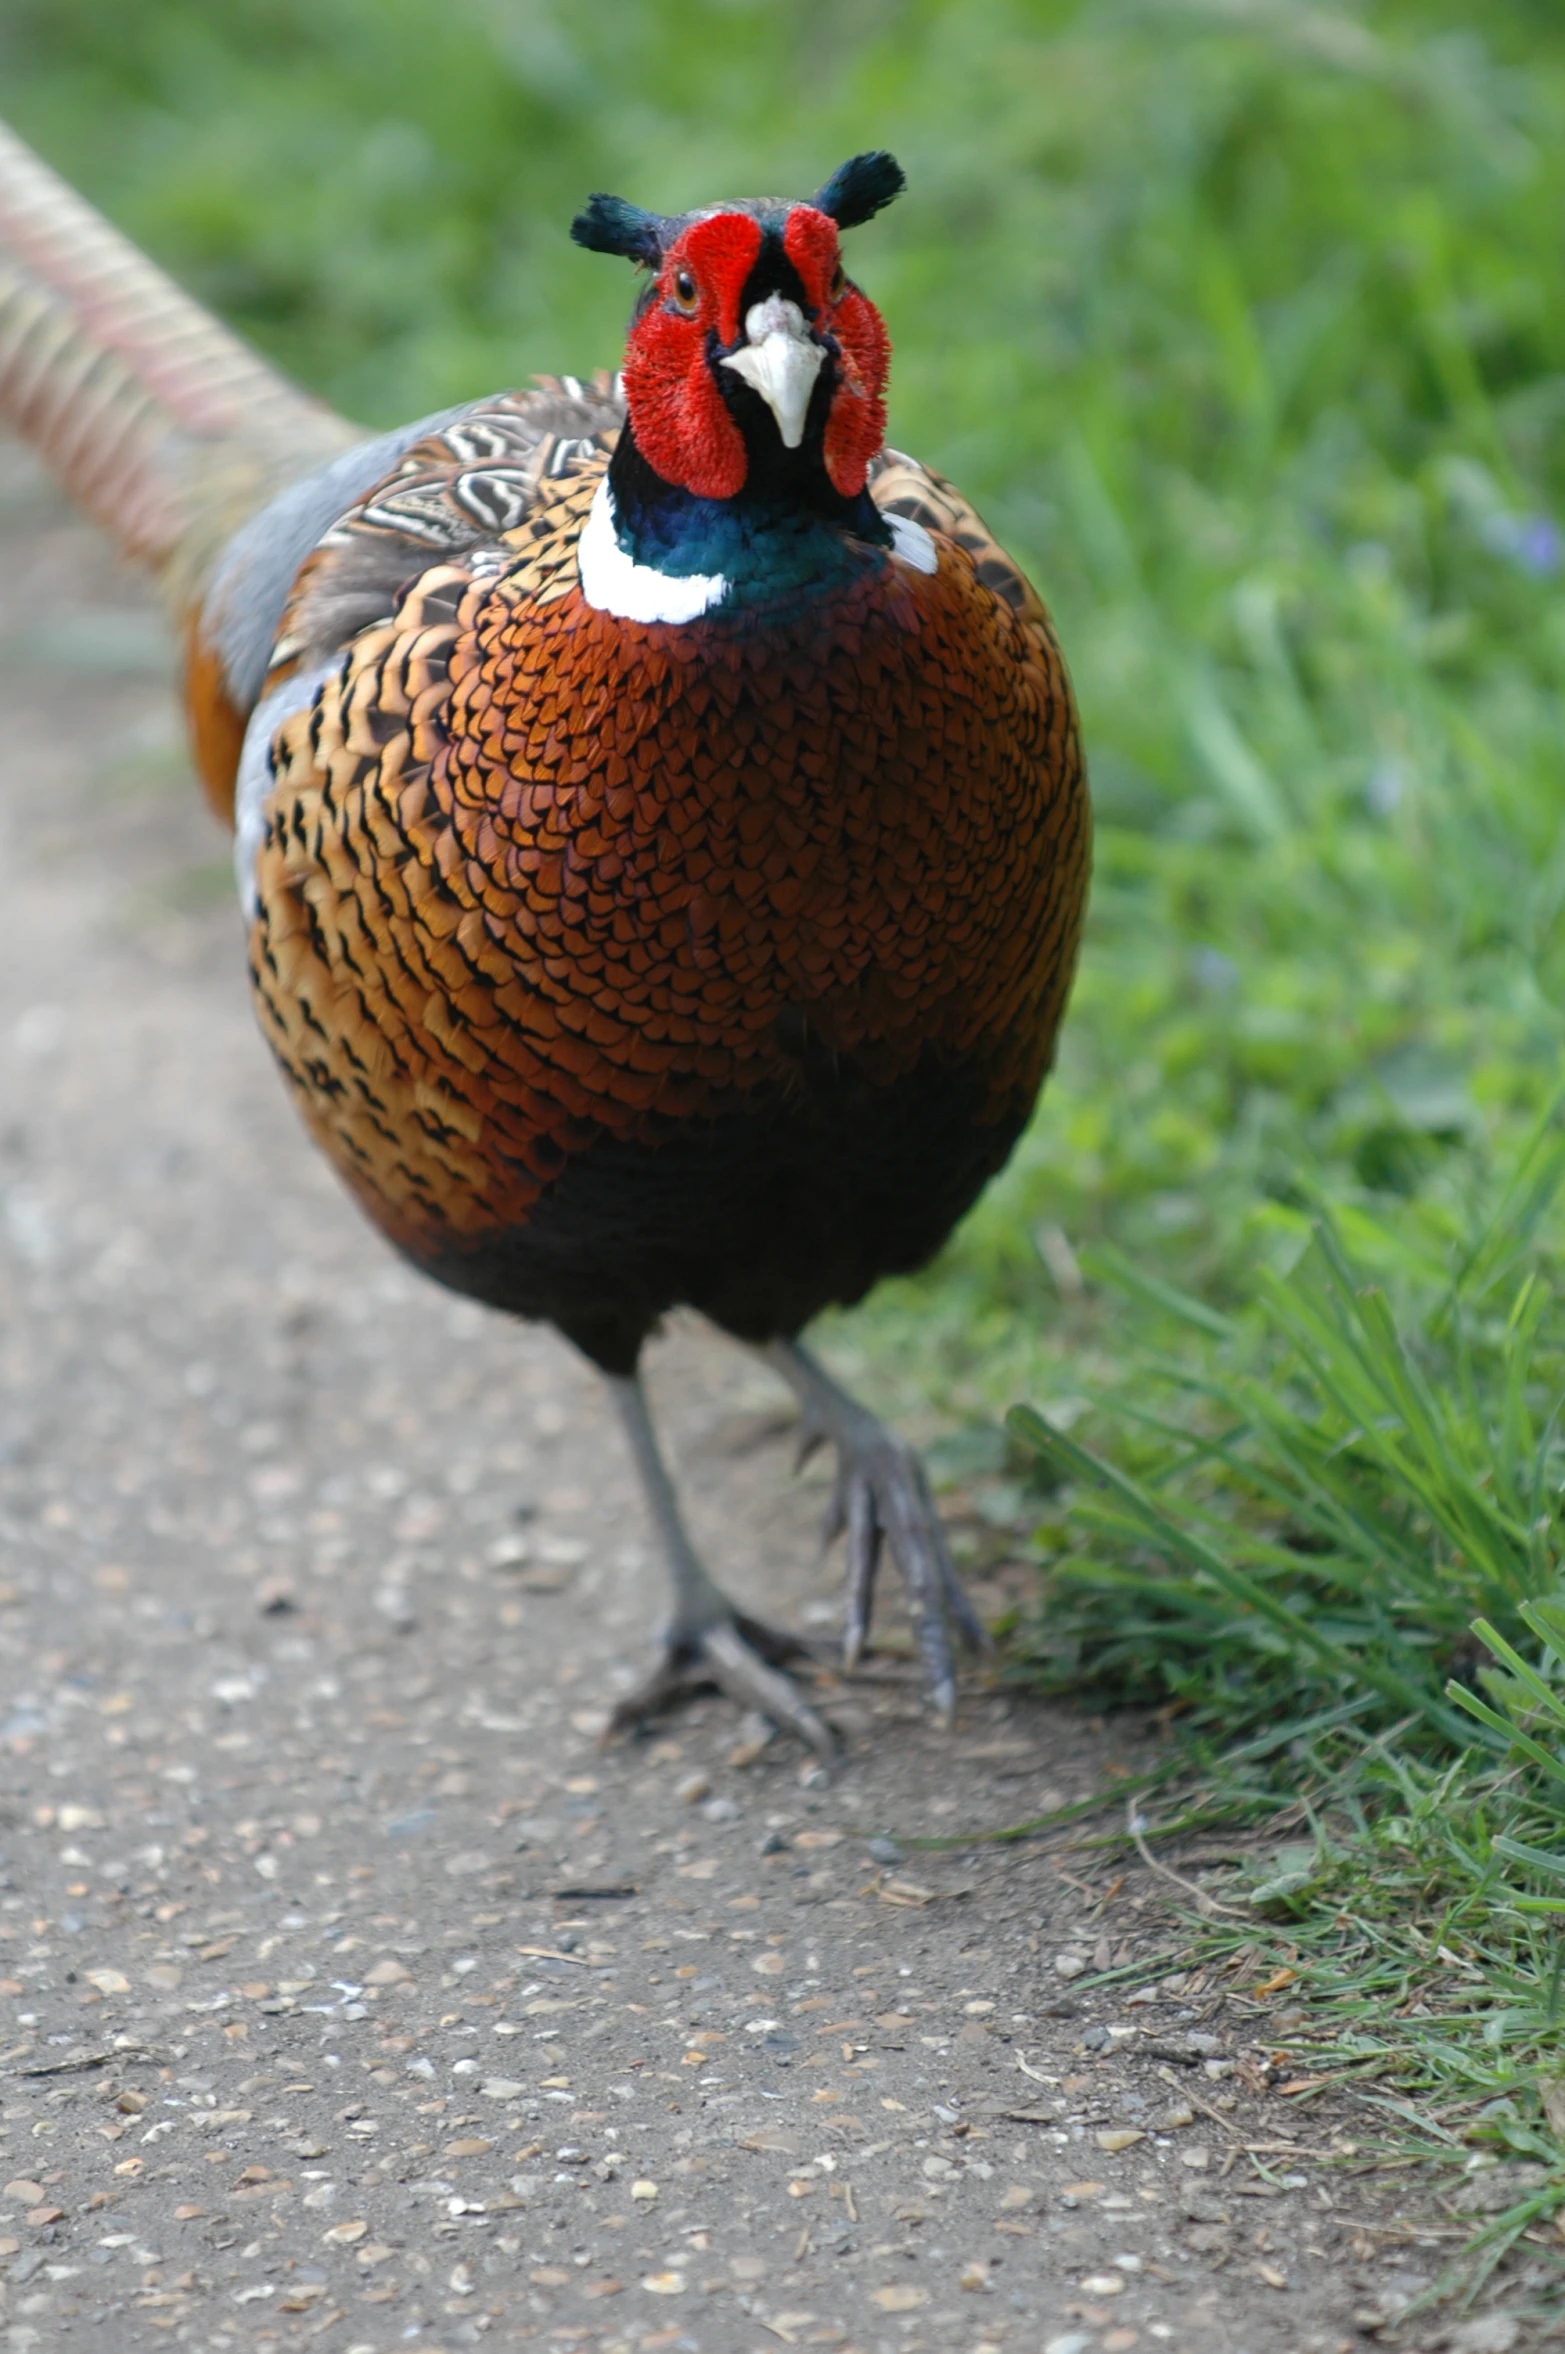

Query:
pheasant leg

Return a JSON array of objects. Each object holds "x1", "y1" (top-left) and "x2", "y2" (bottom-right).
[
  {"x1": 762, "y1": 1338, "x2": 986, "y2": 1720},
  {"x1": 603, "y1": 1371, "x2": 838, "y2": 1759}
]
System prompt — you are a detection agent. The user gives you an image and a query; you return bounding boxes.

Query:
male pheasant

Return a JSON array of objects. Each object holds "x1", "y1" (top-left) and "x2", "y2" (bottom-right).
[{"x1": 0, "y1": 129, "x2": 1088, "y2": 1754}]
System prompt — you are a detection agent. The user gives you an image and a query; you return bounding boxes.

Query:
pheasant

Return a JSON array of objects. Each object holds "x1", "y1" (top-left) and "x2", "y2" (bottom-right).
[{"x1": 0, "y1": 127, "x2": 1088, "y2": 1755}]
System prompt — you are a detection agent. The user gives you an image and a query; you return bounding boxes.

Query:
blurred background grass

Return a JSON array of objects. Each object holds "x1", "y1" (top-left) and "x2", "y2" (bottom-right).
[{"x1": 8, "y1": 0, "x2": 1565, "y2": 2242}]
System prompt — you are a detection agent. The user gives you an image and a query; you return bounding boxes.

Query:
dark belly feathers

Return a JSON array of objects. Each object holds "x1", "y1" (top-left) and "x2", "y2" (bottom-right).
[{"x1": 424, "y1": 1045, "x2": 1012, "y2": 1373}]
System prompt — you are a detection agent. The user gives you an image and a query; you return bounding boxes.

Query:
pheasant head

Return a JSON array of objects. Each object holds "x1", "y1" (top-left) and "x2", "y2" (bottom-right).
[{"x1": 570, "y1": 154, "x2": 908, "y2": 620}]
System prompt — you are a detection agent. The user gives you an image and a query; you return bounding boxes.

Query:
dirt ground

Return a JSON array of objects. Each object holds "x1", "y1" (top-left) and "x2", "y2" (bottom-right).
[{"x1": 0, "y1": 440, "x2": 1546, "y2": 2354}]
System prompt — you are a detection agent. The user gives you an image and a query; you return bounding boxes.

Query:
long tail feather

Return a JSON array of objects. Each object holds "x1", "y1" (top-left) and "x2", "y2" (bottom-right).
[{"x1": 0, "y1": 118, "x2": 359, "y2": 614}]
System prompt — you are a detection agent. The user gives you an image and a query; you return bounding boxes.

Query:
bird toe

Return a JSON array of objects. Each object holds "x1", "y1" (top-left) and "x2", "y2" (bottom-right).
[{"x1": 604, "y1": 1612, "x2": 839, "y2": 1761}]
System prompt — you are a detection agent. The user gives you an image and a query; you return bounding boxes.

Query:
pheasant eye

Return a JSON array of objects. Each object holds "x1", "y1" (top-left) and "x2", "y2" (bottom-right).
[
  {"x1": 670, "y1": 267, "x2": 699, "y2": 312},
  {"x1": 828, "y1": 259, "x2": 845, "y2": 300}
]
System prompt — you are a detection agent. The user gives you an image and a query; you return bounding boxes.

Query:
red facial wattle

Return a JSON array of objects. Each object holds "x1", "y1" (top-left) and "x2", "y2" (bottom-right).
[
  {"x1": 620, "y1": 213, "x2": 762, "y2": 501},
  {"x1": 621, "y1": 205, "x2": 891, "y2": 502},
  {"x1": 781, "y1": 206, "x2": 890, "y2": 499}
]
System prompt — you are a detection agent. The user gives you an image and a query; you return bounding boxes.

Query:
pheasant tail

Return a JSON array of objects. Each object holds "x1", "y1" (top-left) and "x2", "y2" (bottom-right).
[{"x1": 0, "y1": 119, "x2": 362, "y2": 806}]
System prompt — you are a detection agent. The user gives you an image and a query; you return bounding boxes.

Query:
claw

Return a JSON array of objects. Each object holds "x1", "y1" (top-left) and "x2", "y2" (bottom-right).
[
  {"x1": 606, "y1": 1611, "x2": 839, "y2": 1762},
  {"x1": 944, "y1": 1564, "x2": 990, "y2": 1655},
  {"x1": 703, "y1": 1621, "x2": 838, "y2": 1759},
  {"x1": 842, "y1": 1475, "x2": 881, "y2": 1671},
  {"x1": 764, "y1": 1339, "x2": 987, "y2": 1723}
]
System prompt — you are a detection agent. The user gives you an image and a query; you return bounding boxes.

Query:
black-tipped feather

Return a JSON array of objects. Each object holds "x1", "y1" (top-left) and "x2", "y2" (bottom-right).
[
  {"x1": 570, "y1": 193, "x2": 668, "y2": 266},
  {"x1": 812, "y1": 151, "x2": 905, "y2": 230}
]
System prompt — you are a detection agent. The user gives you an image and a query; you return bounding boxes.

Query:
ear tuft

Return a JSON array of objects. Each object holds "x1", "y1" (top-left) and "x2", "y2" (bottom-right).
[
  {"x1": 570, "y1": 193, "x2": 666, "y2": 265},
  {"x1": 812, "y1": 151, "x2": 906, "y2": 231}
]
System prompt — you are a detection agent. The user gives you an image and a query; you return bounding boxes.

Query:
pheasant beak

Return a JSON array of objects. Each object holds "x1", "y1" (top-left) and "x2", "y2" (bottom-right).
[{"x1": 720, "y1": 296, "x2": 825, "y2": 450}]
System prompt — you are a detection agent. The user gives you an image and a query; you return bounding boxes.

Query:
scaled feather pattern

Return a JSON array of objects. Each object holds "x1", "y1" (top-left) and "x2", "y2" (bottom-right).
[{"x1": 245, "y1": 391, "x2": 1087, "y2": 1369}]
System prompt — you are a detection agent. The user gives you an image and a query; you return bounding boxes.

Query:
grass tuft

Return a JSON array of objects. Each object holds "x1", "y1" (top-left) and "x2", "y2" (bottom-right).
[
  {"x1": 1001, "y1": 1133, "x2": 1565, "y2": 2298},
  {"x1": 1008, "y1": 1100, "x2": 1565, "y2": 1742}
]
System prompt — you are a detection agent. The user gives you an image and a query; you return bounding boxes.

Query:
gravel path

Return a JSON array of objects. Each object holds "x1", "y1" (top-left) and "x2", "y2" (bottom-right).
[{"x1": 0, "y1": 442, "x2": 1494, "y2": 2353}]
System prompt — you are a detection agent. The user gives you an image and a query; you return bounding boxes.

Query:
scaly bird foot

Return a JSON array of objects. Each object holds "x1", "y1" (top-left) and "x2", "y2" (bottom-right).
[
  {"x1": 772, "y1": 1341, "x2": 986, "y2": 1721},
  {"x1": 606, "y1": 1611, "x2": 839, "y2": 1761},
  {"x1": 604, "y1": 1370, "x2": 841, "y2": 1763}
]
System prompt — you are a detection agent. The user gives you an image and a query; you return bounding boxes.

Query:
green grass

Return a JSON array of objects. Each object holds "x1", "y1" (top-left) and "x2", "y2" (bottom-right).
[
  {"x1": 1002, "y1": 1168, "x2": 1565, "y2": 2296},
  {"x1": 1137, "y1": 1724, "x2": 1565, "y2": 2308},
  {"x1": 7, "y1": 0, "x2": 1565, "y2": 2302},
  {"x1": 1008, "y1": 1106, "x2": 1565, "y2": 1738}
]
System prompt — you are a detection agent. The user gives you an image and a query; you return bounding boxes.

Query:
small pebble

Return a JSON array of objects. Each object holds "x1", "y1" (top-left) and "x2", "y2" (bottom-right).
[
  {"x1": 728, "y1": 1711, "x2": 777, "y2": 1767},
  {"x1": 865, "y1": 1836, "x2": 902, "y2": 1865},
  {"x1": 1054, "y1": 1952, "x2": 1087, "y2": 1978},
  {"x1": 674, "y1": 1772, "x2": 711, "y2": 1805},
  {"x1": 373, "y1": 1585, "x2": 417, "y2": 1632}
]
